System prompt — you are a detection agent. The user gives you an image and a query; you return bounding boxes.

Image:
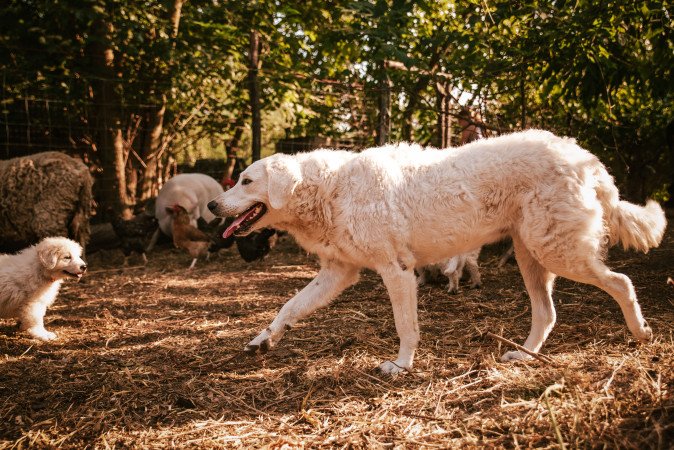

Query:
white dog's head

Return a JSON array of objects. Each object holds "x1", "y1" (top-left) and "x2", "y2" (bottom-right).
[
  {"x1": 36, "y1": 237, "x2": 87, "y2": 281},
  {"x1": 207, "y1": 154, "x2": 302, "y2": 238}
]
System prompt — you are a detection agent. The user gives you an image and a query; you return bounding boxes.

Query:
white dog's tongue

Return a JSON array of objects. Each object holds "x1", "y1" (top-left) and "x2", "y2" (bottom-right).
[{"x1": 223, "y1": 208, "x2": 257, "y2": 239}]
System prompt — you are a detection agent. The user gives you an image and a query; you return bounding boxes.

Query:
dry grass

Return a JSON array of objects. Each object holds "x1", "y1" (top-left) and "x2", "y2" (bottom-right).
[{"x1": 1, "y1": 216, "x2": 673, "y2": 448}]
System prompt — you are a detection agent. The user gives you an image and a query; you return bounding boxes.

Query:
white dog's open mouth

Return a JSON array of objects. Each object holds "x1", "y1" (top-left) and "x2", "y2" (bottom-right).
[{"x1": 223, "y1": 203, "x2": 267, "y2": 238}]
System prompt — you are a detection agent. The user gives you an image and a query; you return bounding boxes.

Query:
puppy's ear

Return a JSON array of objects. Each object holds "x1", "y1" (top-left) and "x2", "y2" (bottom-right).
[
  {"x1": 266, "y1": 157, "x2": 302, "y2": 210},
  {"x1": 37, "y1": 244, "x2": 59, "y2": 269}
]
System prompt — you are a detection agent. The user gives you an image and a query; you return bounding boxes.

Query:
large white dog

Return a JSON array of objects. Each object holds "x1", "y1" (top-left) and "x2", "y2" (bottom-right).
[
  {"x1": 208, "y1": 130, "x2": 666, "y2": 374},
  {"x1": 0, "y1": 237, "x2": 87, "y2": 340}
]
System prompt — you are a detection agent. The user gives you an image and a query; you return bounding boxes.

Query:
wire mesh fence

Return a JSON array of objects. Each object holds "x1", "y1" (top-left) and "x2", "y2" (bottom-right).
[{"x1": 0, "y1": 62, "x2": 493, "y2": 217}]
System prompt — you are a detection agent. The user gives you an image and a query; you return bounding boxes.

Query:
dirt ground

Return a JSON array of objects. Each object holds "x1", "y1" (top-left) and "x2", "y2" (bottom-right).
[{"x1": 1, "y1": 212, "x2": 673, "y2": 449}]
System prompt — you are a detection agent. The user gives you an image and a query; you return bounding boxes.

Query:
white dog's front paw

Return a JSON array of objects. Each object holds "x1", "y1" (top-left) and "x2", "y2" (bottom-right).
[
  {"x1": 27, "y1": 328, "x2": 57, "y2": 341},
  {"x1": 376, "y1": 360, "x2": 409, "y2": 375},
  {"x1": 635, "y1": 323, "x2": 653, "y2": 343},
  {"x1": 244, "y1": 330, "x2": 273, "y2": 355},
  {"x1": 501, "y1": 350, "x2": 533, "y2": 362}
]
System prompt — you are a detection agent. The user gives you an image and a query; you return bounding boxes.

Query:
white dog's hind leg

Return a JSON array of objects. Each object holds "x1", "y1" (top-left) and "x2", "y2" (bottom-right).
[
  {"x1": 244, "y1": 262, "x2": 360, "y2": 355},
  {"x1": 590, "y1": 268, "x2": 652, "y2": 342},
  {"x1": 502, "y1": 237, "x2": 556, "y2": 362},
  {"x1": 557, "y1": 262, "x2": 652, "y2": 344},
  {"x1": 377, "y1": 264, "x2": 420, "y2": 375},
  {"x1": 19, "y1": 303, "x2": 56, "y2": 341}
]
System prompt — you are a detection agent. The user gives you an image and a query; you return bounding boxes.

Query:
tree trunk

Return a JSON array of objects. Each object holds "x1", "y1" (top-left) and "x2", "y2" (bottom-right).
[
  {"x1": 249, "y1": 29, "x2": 262, "y2": 162},
  {"x1": 138, "y1": 0, "x2": 183, "y2": 201},
  {"x1": 139, "y1": 98, "x2": 166, "y2": 200},
  {"x1": 400, "y1": 77, "x2": 427, "y2": 142},
  {"x1": 88, "y1": 19, "x2": 132, "y2": 218},
  {"x1": 399, "y1": 38, "x2": 452, "y2": 141},
  {"x1": 376, "y1": 70, "x2": 391, "y2": 146}
]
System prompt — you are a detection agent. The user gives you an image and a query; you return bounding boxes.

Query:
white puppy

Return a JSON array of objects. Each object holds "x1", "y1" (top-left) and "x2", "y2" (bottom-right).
[
  {"x1": 208, "y1": 130, "x2": 666, "y2": 374},
  {"x1": 0, "y1": 237, "x2": 87, "y2": 340},
  {"x1": 418, "y1": 248, "x2": 481, "y2": 294}
]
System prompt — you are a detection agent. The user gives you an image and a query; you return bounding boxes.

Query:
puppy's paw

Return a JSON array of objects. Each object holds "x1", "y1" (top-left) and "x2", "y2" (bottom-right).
[
  {"x1": 376, "y1": 360, "x2": 408, "y2": 376},
  {"x1": 244, "y1": 331, "x2": 273, "y2": 355},
  {"x1": 500, "y1": 350, "x2": 533, "y2": 362},
  {"x1": 28, "y1": 328, "x2": 57, "y2": 341}
]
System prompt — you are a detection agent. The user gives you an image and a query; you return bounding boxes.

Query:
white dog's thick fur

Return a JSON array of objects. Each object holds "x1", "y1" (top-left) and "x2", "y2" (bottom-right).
[
  {"x1": 0, "y1": 237, "x2": 87, "y2": 340},
  {"x1": 208, "y1": 130, "x2": 667, "y2": 374}
]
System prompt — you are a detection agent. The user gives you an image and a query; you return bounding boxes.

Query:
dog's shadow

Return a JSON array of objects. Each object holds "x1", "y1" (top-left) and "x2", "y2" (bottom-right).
[{"x1": 0, "y1": 322, "x2": 19, "y2": 339}]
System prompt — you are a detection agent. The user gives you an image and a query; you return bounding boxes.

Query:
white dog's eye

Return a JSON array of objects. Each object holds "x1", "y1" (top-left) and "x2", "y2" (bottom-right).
[
  {"x1": 63, "y1": 255, "x2": 72, "y2": 261},
  {"x1": 241, "y1": 178, "x2": 253, "y2": 185}
]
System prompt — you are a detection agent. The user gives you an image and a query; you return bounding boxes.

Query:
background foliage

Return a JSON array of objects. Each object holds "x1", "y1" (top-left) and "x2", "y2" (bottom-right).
[{"x1": 1, "y1": 0, "x2": 672, "y2": 206}]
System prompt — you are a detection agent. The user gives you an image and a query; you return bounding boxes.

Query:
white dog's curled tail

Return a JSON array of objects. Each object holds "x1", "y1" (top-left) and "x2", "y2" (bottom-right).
[
  {"x1": 608, "y1": 199, "x2": 666, "y2": 253},
  {"x1": 593, "y1": 164, "x2": 666, "y2": 253}
]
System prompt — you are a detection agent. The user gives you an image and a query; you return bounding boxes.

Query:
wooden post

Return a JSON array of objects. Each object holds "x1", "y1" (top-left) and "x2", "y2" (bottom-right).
[
  {"x1": 377, "y1": 71, "x2": 391, "y2": 145},
  {"x1": 435, "y1": 81, "x2": 452, "y2": 148},
  {"x1": 249, "y1": 29, "x2": 262, "y2": 161},
  {"x1": 520, "y1": 68, "x2": 526, "y2": 129}
]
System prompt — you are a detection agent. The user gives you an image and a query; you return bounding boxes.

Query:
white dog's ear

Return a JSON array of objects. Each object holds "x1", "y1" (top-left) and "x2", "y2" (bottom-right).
[
  {"x1": 37, "y1": 244, "x2": 59, "y2": 269},
  {"x1": 266, "y1": 157, "x2": 302, "y2": 210}
]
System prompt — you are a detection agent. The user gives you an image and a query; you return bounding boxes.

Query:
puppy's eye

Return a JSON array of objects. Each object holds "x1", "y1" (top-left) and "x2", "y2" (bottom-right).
[
  {"x1": 241, "y1": 178, "x2": 253, "y2": 185},
  {"x1": 63, "y1": 255, "x2": 72, "y2": 261}
]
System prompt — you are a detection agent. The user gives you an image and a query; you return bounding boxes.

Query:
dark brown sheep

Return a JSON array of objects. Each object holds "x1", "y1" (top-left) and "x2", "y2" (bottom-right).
[{"x1": 0, "y1": 152, "x2": 93, "y2": 252}]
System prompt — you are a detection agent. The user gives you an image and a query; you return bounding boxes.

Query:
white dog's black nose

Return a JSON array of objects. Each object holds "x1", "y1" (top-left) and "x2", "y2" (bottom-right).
[
  {"x1": 207, "y1": 200, "x2": 218, "y2": 213},
  {"x1": 80, "y1": 264, "x2": 87, "y2": 272}
]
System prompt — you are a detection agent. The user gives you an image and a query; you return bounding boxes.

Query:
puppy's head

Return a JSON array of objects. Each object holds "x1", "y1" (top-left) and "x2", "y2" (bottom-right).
[
  {"x1": 36, "y1": 237, "x2": 87, "y2": 281},
  {"x1": 207, "y1": 154, "x2": 302, "y2": 238}
]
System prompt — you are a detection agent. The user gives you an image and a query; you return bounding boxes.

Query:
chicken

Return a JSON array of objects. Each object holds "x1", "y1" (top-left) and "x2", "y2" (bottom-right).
[
  {"x1": 170, "y1": 205, "x2": 212, "y2": 269},
  {"x1": 109, "y1": 209, "x2": 158, "y2": 266},
  {"x1": 197, "y1": 216, "x2": 233, "y2": 252},
  {"x1": 236, "y1": 228, "x2": 277, "y2": 262},
  {"x1": 199, "y1": 216, "x2": 277, "y2": 262}
]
